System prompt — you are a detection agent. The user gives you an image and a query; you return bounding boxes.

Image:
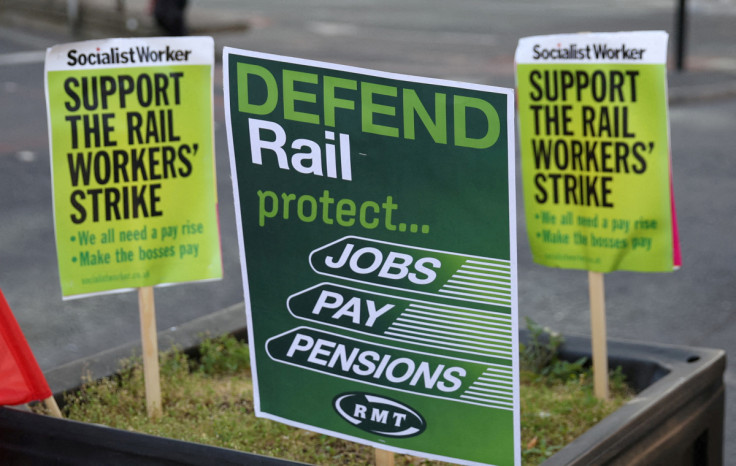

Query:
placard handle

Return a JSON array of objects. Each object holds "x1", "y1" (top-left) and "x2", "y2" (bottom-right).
[
  {"x1": 138, "y1": 286, "x2": 162, "y2": 418},
  {"x1": 588, "y1": 271, "x2": 609, "y2": 400},
  {"x1": 375, "y1": 448, "x2": 394, "y2": 466},
  {"x1": 43, "y1": 396, "x2": 63, "y2": 418}
]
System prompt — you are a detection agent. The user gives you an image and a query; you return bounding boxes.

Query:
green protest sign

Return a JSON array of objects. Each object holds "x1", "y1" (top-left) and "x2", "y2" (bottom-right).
[
  {"x1": 224, "y1": 48, "x2": 519, "y2": 465},
  {"x1": 516, "y1": 31, "x2": 681, "y2": 273},
  {"x1": 45, "y1": 37, "x2": 222, "y2": 298}
]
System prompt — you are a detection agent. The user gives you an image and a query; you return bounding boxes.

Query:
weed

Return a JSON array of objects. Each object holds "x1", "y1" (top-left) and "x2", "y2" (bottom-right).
[
  {"x1": 519, "y1": 318, "x2": 634, "y2": 464},
  {"x1": 520, "y1": 316, "x2": 589, "y2": 382},
  {"x1": 196, "y1": 333, "x2": 251, "y2": 375}
]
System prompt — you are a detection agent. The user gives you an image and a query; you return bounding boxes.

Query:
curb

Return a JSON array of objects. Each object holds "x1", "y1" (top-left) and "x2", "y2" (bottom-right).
[
  {"x1": 44, "y1": 302, "x2": 247, "y2": 397},
  {"x1": 668, "y1": 78, "x2": 736, "y2": 103}
]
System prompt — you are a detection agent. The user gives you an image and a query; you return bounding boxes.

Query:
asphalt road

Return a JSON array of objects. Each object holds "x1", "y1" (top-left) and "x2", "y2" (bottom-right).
[{"x1": 1, "y1": 0, "x2": 735, "y2": 461}]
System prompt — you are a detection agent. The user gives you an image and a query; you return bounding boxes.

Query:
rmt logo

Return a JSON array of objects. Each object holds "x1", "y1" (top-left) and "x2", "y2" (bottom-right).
[{"x1": 333, "y1": 392, "x2": 426, "y2": 438}]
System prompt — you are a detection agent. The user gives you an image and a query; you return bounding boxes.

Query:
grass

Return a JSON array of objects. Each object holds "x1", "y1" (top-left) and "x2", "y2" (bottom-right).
[
  {"x1": 33, "y1": 332, "x2": 633, "y2": 465},
  {"x1": 519, "y1": 367, "x2": 631, "y2": 463}
]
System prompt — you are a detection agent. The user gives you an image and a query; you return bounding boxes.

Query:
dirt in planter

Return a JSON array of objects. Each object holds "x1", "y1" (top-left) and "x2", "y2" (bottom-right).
[{"x1": 33, "y1": 333, "x2": 633, "y2": 465}]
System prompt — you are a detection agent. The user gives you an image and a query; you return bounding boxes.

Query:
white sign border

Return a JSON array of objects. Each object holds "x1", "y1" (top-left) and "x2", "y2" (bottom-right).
[
  {"x1": 223, "y1": 46, "x2": 519, "y2": 466},
  {"x1": 515, "y1": 30, "x2": 668, "y2": 65}
]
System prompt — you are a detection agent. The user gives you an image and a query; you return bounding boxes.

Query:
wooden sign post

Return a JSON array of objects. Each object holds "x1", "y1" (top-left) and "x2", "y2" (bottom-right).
[
  {"x1": 43, "y1": 396, "x2": 63, "y2": 418},
  {"x1": 375, "y1": 449, "x2": 394, "y2": 466},
  {"x1": 588, "y1": 272, "x2": 609, "y2": 400},
  {"x1": 138, "y1": 286, "x2": 162, "y2": 418}
]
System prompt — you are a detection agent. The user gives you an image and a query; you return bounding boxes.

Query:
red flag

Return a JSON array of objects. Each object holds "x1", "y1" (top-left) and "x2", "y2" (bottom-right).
[{"x1": 0, "y1": 288, "x2": 52, "y2": 405}]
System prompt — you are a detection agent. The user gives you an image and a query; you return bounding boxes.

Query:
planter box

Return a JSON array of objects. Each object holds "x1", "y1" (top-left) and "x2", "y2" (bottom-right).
[
  {"x1": 545, "y1": 333, "x2": 725, "y2": 465},
  {"x1": 0, "y1": 406, "x2": 304, "y2": 466},
  {"x1": 0, "y1": 333, "x2": 724, "y2": 465}
]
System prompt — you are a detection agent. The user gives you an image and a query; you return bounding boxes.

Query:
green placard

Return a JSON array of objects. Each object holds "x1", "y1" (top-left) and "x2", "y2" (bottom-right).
[
  {"x1": 224, "y1": 48, "x2": 519, "y2": 465},
  {"x1": 515, "y1": 31, "x2": 681, "y2": 272},
  {"x1": 45, "y1": 37, "x2": 222, "y2": 298}
]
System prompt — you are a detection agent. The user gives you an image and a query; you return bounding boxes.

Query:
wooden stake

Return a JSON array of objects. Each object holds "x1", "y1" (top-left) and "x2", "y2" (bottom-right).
[
  {"x1": 588, "y1": 271, "x2": 609, "y2": 400},
  {"x1": 43, "y1": 395, "x2": 63, "y2": 418},
  {"x1": 138, "y1": 286, "x2": 162, "y2": 418},
  {"x1": 375, "y1": 448, "x2": 394, "y2": 466}
]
